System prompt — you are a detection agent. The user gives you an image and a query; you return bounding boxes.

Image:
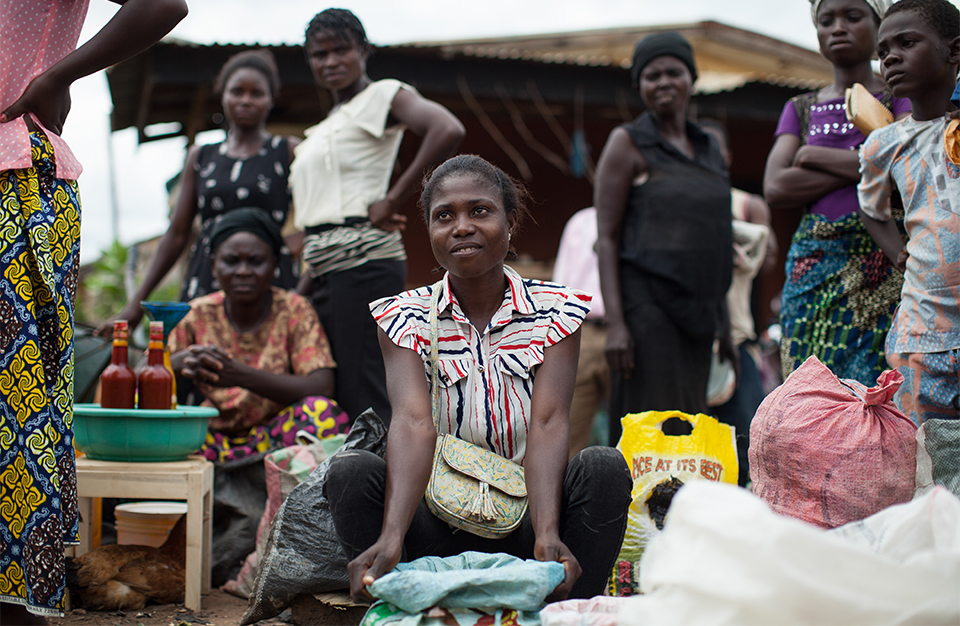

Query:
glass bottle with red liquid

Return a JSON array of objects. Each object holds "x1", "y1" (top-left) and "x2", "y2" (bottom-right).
[
  {"x1": 138, "y1": 321, "x2": 173, "y2": 410},
  {"x1": 100, "y1": 320, "x2": 136, "y2": 409}
]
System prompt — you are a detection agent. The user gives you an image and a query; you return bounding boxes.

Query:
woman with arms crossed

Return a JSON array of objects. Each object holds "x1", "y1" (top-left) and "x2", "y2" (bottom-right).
[
  {"x1": 764, "y1": 0, "x2": 909, "y2": 385},
  {"x1": 0, "y1": 1, "x2": 187, "y2": 622},
  {"x1": 324, "y1": 155, "x2": 632, "y2": 602}
]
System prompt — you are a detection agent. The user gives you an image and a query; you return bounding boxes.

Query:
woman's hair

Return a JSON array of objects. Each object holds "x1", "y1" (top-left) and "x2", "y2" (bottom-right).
[
  {"x1": 214, "y1": 49, "x2": 281, "y2": 99},
  {"x1": 419, "y1": 155, "x2": 532, "y2": 231},
  {"x1": 884, "y1": 0, "x2": 960, "y2": 42},
  {"x1": 305, "y1": 8, "x2": 370, "y2": 52}
]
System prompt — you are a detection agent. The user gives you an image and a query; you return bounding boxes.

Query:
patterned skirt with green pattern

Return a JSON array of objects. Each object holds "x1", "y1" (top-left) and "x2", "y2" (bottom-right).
[
  {"x1": 0, "y1": 132, "x2": 81, "y2": 617},
  {"x1": 780, "y1": 210, "x2": 905, "y2": 386}
]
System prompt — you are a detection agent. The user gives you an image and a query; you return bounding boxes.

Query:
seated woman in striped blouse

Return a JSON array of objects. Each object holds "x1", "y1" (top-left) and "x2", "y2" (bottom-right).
[{"x1": 324, "y1": 155, "x2": 632, "y2": 602}]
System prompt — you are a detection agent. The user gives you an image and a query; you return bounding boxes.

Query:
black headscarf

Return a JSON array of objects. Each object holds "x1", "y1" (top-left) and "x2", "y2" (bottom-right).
[
  {"x1": 630, "y1": 31, "x2": 698, "y2": 86},
  {"x1": 210, "y1": 208, "x2": 284, "y2": 258}
]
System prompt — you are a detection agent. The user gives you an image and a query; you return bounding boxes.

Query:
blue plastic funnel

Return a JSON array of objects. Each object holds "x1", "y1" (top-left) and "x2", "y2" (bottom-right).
[{"x1": 140, "y1": 301, "x2": 192, "y2": 342}]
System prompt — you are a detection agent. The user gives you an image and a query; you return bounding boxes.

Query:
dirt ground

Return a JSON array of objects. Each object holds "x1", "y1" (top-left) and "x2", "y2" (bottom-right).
[{"x1": 48, "y1": 590, "x2": 283, "y2": 626}]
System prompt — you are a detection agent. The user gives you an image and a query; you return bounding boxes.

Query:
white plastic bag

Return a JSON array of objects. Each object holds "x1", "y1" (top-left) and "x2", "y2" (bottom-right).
[{"x1": 618, "y1": 482, "x2": 960, "y2": 626}]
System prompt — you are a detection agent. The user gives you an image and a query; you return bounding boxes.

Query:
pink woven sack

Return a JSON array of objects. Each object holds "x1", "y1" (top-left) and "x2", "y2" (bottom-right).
[{"x1": 749, "y1": 355, "x2": 917, "y2": 528}]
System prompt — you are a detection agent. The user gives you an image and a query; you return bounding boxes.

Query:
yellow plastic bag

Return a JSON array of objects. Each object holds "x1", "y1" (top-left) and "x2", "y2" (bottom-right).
[{"x1": 608, "y1": 411, "x2": 738, "y2": 596}]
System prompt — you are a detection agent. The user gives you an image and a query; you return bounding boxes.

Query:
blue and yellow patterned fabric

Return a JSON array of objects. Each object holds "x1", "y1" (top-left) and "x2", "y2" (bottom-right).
[
  {"x1": 0, "y1": 132, "x2": 81, "y2": 617},
  {"x1": 780, "y1": 210, "x2": 905, "y2": 386}
]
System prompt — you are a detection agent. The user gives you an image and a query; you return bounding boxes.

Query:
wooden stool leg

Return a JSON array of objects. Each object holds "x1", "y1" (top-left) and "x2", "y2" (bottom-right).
[
  {"x1": 77, "y1": 497, "x2": 94, "y2": 555},
  {"x1": 202, "y1": 487, "x2": 212, "y2": 594},
  {"x1": 185, "y1": 470, "x2": 203, "y2": 612}
]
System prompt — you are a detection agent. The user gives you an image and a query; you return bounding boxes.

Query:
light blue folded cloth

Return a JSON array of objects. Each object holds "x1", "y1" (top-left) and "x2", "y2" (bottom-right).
[{"x1": 368, "y1": 551, "x2": 566, "y2": 614}]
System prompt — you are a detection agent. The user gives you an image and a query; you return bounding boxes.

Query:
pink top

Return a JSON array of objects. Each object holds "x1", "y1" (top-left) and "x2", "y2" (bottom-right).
[
  {"x1": 552, "y1": 207, "x2": 605, "y2": 320},
  {"x1": 0, "y1": 0, "x2": 89, "y2": 179}
]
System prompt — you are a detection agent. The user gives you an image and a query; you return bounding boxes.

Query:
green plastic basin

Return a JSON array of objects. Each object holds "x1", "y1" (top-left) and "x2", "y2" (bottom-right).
[{"x1": 73, "y1": 403, "x2": 219, "y2": 462}]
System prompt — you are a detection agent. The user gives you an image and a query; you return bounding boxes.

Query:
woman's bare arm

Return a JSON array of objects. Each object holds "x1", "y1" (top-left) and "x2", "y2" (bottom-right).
[
  {"x1": 525, "y1": 329, "x2": 583, "y2": 600},
  {"x1": 367, "y1": 89, "x2": 465, "y2": 231},
  {"x1": 792, "y1": 144, "x2": 863, "y2": 181},
  {"x1": 345, "y1": 329, "x2": 436, "y2": 601},
  {"x1": 96, "y1": 146, "x2": 201, "y2": 335},
  {"x1": 859, "y1": 209, "x2": 906, "y2": 272},
  {"x1": 1, "y1": 0, "x2": 188, "y2": 134},
  {"x1": 595, "y1": 127, "x2": 643, "y2": 377},
  {"x1": 763, "y1": 134, "x2": 851, "y2": 209},
  {"x1": 176, "y1": 345, "x2": 334, "y2": 403}
]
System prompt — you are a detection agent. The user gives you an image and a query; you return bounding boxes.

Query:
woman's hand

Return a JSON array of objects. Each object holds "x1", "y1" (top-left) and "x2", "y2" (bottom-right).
[
  {"x1": 180, "y1": 345, "x2": 248, "y2": 387},
  {"x1": 534, "y1": 534, "x2": 582, "y2": 601},
  {"x1": 95, "y1": 301, "x2": 146, "y2": 338},
  {"x1": 896, "y1": 248, "x2": 909, "y2": 274},
  {"x1": 604, "y1": 320, "x2": 635, "y2": 378},
  {"x1": 1, "y1": 71, "x2": 71, "y2": 135},
  {"x1": 2, "y1": 0, "x2": 187, "y2": 133},
  {"x1": 346, "y1": 534, "x2": 404, "y2": 602},
  {"x1": 763, "y1": 133, "x2": 851, "y2": 210},
  {"x1": 368, "y1": 197, "x2": 407, "y2": 232}
]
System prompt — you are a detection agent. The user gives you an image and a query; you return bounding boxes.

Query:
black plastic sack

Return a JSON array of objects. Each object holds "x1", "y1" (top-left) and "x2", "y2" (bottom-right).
[
  {"x1": 241, "y1": 409, "x2": 388, "y2": 625},
  {"x1": 212, "y1": 451, "x2": 269, "y2": 587}
]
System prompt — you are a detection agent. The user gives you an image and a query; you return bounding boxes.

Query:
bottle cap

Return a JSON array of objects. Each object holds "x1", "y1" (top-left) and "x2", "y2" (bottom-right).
[
  {"x1": 149, "y1": 320, "x2": 164, "y2": 342},
  {"x1": 113, "y1": 320, "x2": 128, "y2": 342}
]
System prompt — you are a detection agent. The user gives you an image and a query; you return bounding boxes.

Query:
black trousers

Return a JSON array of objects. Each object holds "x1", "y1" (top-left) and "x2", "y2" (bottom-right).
[
  {"x1": 324, "y1": 446, "x2": 632, "y2": 599},
  {"x1": 310, "y1": 259, "x2": 405, "y2": 424}
]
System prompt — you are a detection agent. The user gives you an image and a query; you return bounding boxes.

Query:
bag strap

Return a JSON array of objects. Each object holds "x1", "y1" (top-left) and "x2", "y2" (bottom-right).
[
  {"x1": 791, "y1": 91, "x2": 818, "y2": 147},
  {"x1": 429, "y1": 279, "x2": 444, "y2": 430}
]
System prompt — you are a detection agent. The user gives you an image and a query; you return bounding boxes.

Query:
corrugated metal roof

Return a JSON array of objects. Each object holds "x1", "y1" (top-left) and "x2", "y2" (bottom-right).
[
  {"x1": 385, "y1": 20, "x2": 832, "y2": 82},
  {"x1": 694, "y1": 71, "x2": 827, "y2": 95}
]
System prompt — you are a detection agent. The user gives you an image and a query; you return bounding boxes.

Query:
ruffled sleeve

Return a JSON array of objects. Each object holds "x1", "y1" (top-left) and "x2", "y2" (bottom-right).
[
  {"x1": 545, "y1": 286, "x2": 591, "y2": 348},
  {"x1": 521, "y1": 279, "x2": 592, "y2": 349},
  {"x1": 369, "y1": 285, "x2": 433, "y2": 356}
]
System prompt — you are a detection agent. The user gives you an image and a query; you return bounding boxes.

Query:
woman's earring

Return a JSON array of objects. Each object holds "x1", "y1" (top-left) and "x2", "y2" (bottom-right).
[{"x1": 508, "y1": 232, "x2": 512, "y2": 242}]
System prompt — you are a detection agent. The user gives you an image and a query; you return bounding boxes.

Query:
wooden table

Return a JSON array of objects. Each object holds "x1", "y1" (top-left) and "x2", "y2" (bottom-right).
[{"x1": 74, "y1": 455, "x2": 214, "y2": 611}]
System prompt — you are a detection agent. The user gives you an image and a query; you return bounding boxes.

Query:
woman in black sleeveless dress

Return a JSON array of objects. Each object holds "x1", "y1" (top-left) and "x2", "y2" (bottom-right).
[
  {"x1": 594, "y1": 33, "x2": 733, "y2": 444},
  {"x1": 99, "y1": 49, "x2": 300, "y2": 334}
]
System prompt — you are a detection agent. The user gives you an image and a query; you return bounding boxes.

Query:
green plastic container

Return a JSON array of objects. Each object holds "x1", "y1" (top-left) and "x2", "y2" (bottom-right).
[{"x1": 74, "y1": 403, "x2": 219, "y2": 462}]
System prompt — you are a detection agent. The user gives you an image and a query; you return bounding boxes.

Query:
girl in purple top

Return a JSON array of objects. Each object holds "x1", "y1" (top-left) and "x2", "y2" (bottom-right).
[{"x1": 764, "y1": 0, "x2": 910, "y2": 386}]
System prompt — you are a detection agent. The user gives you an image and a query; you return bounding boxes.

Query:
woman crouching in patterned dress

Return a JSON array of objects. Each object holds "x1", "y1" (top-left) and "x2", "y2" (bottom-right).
[{"x1": 169, "y1": 208, "x2": 347, "y2": 464}]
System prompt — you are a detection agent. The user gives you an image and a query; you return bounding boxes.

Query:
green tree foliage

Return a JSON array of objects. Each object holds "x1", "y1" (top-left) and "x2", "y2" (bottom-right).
[{"x1": 77, "y1": 240, "x2": 128, "y2": 324}]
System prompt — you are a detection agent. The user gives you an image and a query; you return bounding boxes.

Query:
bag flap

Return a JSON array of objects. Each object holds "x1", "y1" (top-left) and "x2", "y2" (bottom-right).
[{"x1": 438, "y1": 435, "x2": 527, "y2": 497}]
